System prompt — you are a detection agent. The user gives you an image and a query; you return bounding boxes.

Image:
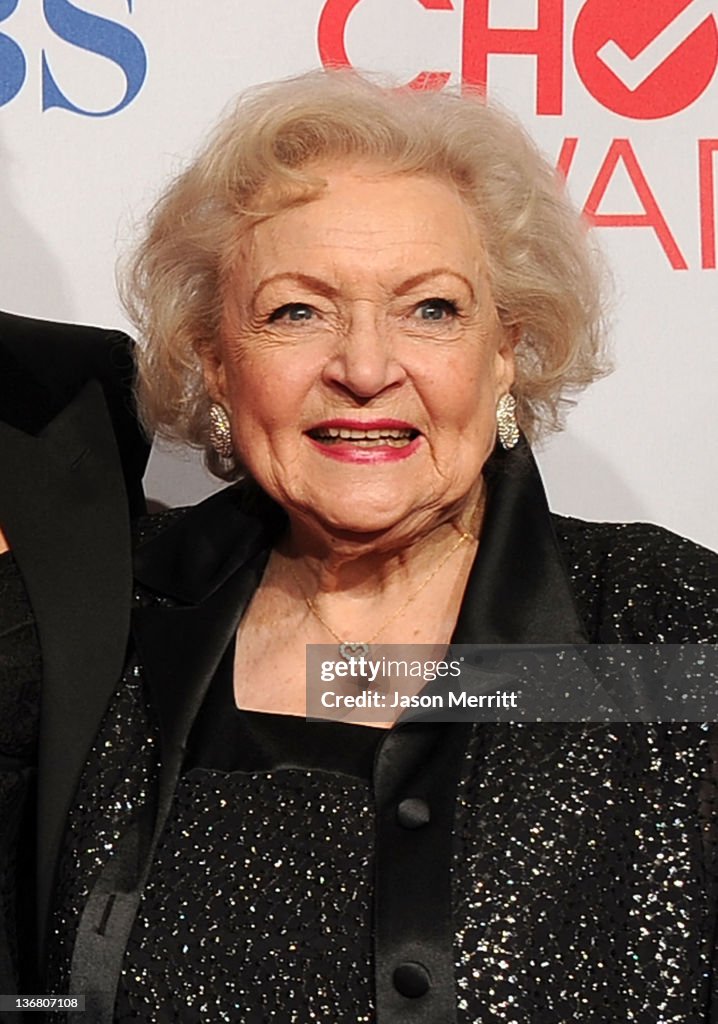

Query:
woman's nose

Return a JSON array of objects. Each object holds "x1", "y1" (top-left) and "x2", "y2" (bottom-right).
[{"x1": 323, "y1": 312, "x2": 406, "y2": 399}]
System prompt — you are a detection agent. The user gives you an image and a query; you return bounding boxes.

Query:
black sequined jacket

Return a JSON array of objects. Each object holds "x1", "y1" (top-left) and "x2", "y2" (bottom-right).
[{"x1": 47, "y1": 444, "x2": 718, "y2": 1024}]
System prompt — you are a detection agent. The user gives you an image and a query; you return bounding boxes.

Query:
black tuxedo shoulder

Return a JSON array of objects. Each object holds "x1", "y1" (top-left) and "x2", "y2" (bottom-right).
[
  {"x1": 0, "y1": 310, "x2": 132, "y2": 422},
  {"x1": 552, "y1": 514, "x2": 718, "y2": 643},
  {"x1": 0, "y1": 310, "x2": 150, "y2": 514}
]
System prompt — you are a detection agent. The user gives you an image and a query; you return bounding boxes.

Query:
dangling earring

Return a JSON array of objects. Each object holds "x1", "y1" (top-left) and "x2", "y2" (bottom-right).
[
  {"x1": 209, "y1": 403, "x2": 233, "y2": 459},
  {"x1": 496, "y1": 393, "x2": 519, "y2": 450}
]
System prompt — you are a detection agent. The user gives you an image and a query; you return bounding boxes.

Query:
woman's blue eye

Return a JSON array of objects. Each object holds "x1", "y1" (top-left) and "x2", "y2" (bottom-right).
[
  {"x1": 416, "y1": 298, "x2": 458, "y2": 321},
  {"x1": 269, "y1": 303, "x2": 314, "y2": 323}
]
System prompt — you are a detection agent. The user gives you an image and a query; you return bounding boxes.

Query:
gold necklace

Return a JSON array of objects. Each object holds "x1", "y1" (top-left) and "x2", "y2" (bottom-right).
[{"x1": 286, "y1": 525, "x2": 475, "y2": 661}]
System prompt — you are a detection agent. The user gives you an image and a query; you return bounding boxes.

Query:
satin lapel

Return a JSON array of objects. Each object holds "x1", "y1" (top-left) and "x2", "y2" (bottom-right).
[
  {"x1": 0, "y1": 381, "x2": 133, "y2": 965},
  {"x1": 132, "y1": 549, "x2": 269, "y2": 793},
  {"x1": 452, "y1": 444, "x2": 589, "y2": 644},
  {"x1": 132, "y1": 486, "x2": 281, "y2": 803}
]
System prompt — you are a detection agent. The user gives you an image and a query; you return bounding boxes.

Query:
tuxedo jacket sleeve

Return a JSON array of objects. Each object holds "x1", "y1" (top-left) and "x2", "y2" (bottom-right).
[{"x1": 0, "y1": 310, "x2": 151, "y2": 990}]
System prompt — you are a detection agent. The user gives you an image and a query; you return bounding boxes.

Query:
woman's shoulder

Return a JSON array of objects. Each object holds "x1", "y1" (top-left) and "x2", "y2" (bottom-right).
[
  {"x1": 133, "y1": 482, "x2": 279, "y2": 548},
  {"x1": 551, "y1": 515, "x2": 718, "y2": 642},
  {"x1": 131, "y1": 484, "x2": 284, "y2": 608},
  {"x1": 552, "y1": 515, "x2": 718, "y2": 565},
  {"x1": 130, "y1": 509, "x2": 184, "y2": 610}
]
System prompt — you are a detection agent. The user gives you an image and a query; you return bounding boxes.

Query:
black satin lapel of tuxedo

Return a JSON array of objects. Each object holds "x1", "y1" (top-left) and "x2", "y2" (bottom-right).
[
  {"x1": 131, "y1": 482, "x2": 284, "y2": 776},
  {"x1": 0, "y1": 381, "x2": 133, "y2": 968},
  {"x1": 452, "y1": 444, "x2": 589, "y2": 644},
  {"x1": 133, "y1": 546, "x2": 269, "y2": 788}
]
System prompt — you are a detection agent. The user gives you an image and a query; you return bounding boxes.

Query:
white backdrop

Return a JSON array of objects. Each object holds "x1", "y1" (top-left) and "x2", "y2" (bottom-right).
[{"x1": 1, "y1": 0, "x2": 716, "y2": 550}]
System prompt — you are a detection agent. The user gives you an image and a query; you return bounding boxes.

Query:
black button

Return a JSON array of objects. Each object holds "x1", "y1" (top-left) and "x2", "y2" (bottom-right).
[
  {"x1": 393, "y1": 962, "x2": 431, "y2": 998},
  {"x1": 396, "y1": 797, "x2": 431, "y2": 829}
]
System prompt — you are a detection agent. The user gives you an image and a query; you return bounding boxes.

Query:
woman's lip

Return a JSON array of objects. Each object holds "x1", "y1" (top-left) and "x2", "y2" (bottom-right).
[
  {"x1": 308, "y1": 418, "x2": 417, "y2": 431},
  {"x1": 306, "y1": 433, "x2": 422, "y2": 464}
]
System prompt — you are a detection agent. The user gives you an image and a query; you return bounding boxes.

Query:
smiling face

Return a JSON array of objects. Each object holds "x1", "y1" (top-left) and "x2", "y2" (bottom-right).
[{"x1": 202, "y1": 163, "x2": 515, "y2": 542}]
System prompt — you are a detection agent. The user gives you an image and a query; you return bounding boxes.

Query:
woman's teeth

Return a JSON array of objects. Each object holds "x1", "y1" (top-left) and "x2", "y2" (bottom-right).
[{"x1": 312, "y1": 427, "x2": 415, "y2": 447}]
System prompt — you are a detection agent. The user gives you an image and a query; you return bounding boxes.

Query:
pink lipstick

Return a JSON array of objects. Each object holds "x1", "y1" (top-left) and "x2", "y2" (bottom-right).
[{"x1": 306, "y1": 419, "x2": 421, "y2": 463}]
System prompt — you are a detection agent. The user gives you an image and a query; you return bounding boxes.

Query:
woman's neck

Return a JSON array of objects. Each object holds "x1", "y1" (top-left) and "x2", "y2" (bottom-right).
[{"x1": 276, "y1": 482, "x2": 485, "y2": 602}]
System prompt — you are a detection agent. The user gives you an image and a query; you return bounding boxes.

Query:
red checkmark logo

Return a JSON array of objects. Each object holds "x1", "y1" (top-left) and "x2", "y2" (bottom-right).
[{"x1": 574, "y1": 0, "x2": 718, "y2": 119}]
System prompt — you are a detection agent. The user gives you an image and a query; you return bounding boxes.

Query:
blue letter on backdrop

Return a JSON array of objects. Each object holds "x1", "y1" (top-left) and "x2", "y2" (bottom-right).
[
  {"x1": 0, "y1": 0, "x2": 25, "y2": 107},
  {"x1": 42, "y1": 0, "x2": 146, "y2": 116}
]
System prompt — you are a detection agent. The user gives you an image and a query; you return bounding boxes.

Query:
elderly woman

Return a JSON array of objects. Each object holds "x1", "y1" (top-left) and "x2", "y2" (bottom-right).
[{"x1": 42, "y1": 72, "x2": 717, "y2": 1022}]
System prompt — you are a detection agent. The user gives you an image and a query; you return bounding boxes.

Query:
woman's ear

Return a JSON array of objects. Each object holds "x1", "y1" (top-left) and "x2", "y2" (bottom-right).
[
  {"x1": 197, "y1": 341, "x2": 228, "y2": 407},
  {"x1": 495, "y1": 323, "x2": 518, "y2": 394}
]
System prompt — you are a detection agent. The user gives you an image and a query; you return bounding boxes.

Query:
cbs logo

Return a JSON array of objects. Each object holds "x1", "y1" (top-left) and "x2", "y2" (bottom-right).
[{"x1": 0, "y1": 0, "x2": 146, "y2": 116}]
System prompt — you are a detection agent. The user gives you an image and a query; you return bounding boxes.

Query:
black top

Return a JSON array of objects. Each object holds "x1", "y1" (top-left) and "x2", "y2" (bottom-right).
[{"x1": 185, "y1": 642, "x2": 380, "y2": 777}]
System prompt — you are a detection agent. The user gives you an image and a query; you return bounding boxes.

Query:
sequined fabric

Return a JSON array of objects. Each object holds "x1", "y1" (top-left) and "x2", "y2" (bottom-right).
[
  {"x1": 453, "y1": 723, "x2": 717, "y2": 1022},
  {"x1": 47, "y1": 513, "x2": 718, "y2": 1021},
  {"x1": 554, "y1": 518, "x2": 717, "y2": 643},
  {"x1": 448, "y1": 519, "x2": 718, "y2": 1021},
  {"x1": 115, "y1": 768, "x2": 375, "y2": 1023}
]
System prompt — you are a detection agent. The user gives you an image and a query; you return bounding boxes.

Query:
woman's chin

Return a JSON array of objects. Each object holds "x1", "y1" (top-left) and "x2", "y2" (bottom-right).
[
  {"x1": 321, "y1": 514, "x2": 408, "y2": 540},
  {"x1": 294, "y1": 498, "x2": 419, "y2": 542}
]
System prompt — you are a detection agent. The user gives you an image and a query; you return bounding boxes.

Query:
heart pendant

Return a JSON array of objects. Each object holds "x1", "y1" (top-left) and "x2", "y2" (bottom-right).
[{"x1": 339, "y1": 642, "x2": 370, "y2": 660}]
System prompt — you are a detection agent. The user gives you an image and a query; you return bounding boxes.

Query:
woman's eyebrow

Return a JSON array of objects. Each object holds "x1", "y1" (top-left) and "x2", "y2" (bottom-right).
[
  {"x1": 394, "y1": 269, "x2": 476, "y2": 300},
  {"x1": 253, "y1": 272, "x2": 339, "y2": 300}
]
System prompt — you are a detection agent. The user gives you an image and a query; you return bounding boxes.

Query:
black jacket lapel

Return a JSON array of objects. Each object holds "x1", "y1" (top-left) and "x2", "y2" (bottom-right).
[
  {"x1": 131, "y1": 486, "x2": 281, "y2": 765},
  {"x1": 133, "y1": 553, "x2": 269, "y2": 785},
  {"x1": 0, "y1": 381, "x2": 134, "y2": 963},
  {"x1": 452, "y1": 443, "x2": 588, "y2": 644}
]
